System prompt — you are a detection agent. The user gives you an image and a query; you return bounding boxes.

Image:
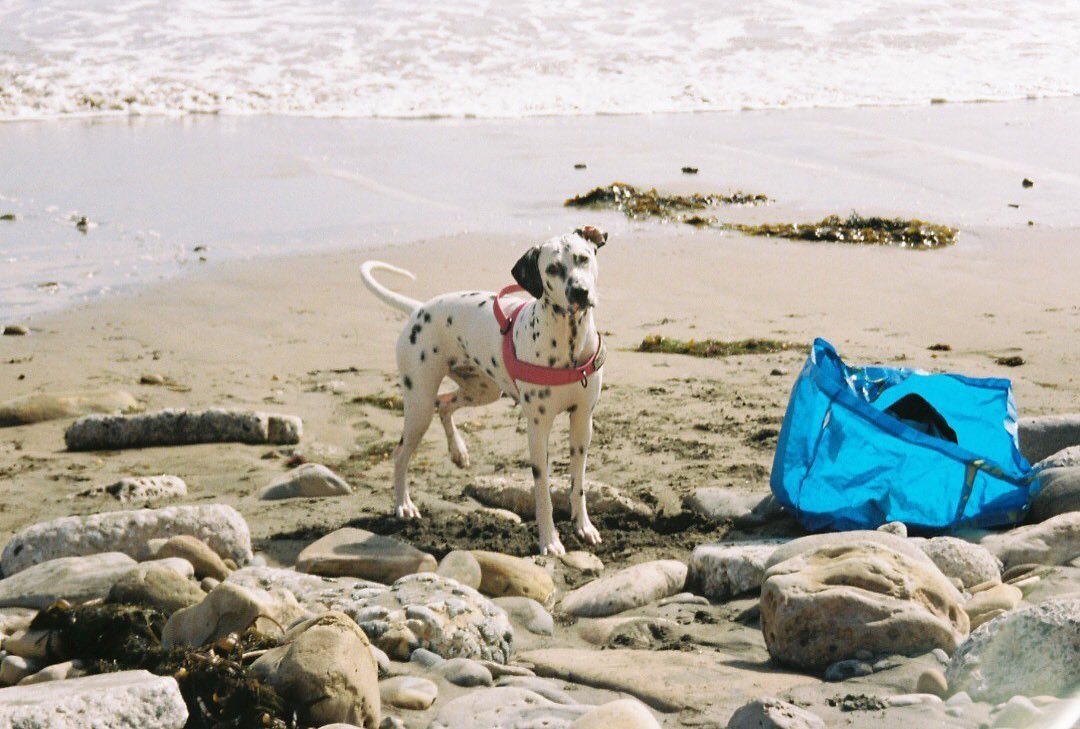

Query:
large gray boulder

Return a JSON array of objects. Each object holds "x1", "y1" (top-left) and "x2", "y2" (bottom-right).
[
  {"x1": 1019, "y1": 414, "x2": 1080, "y2": 464},
  {"x1": 946, "y1": 598, "x2": 1080, "y2": 702},
  {"x1": 228, "y1": 567, "x2": 513, "y2": 663},
  {"x1": 1037, "y1": 445, "x2": 1080, "y2": 470},
  {"x1": 560, "y1": 560, "x2": 687, "y2": 618},
  {"x1": 64, "y1": 408, "x2": 301, "y2": 450},
  {"x1": 1, "y1": 504, "x2": 252, "y2": 576},
  {"x1": 912, "y1": 536, "x2": 1002, "y2": 589},
  {"x1": 980, "y1": 511, "x2": 1080, "y2": 568},
  {"x1": 0, "y1": 553, "x2": 137, "y2": 609},
  {"x1": 760, "y1": 541, "x2": 969, "y2": 671},
  {"x1": 0, "y1": 670, "x2": 188, "y2": 728},
  {"x1": 1029, "y1": 467, "x2": 1080, "y2": 522},
  {"x1": 688, "y1": 542, "x2": 782, "y2": 599},
  {"x1": 260, "y1": 463, "x2": 353, "y2": 500},
  {"x1": 764, "y1": 530, "x2": 935, "y2": 570}
]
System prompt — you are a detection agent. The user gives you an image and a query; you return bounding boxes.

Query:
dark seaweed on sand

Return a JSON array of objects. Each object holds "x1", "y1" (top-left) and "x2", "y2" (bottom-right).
[
  {"x1": 734, "y1": 213, "x2": 957, "y2": 249},
  {"x1": 565, "y1": 182, "x2": 767, "y2": 221},
  {"x1": 31, "y1": 602, "x2": 294, "y2": 729},
  {"x1": 637, "y1": 335, "x2": 803, "y2": 358}
]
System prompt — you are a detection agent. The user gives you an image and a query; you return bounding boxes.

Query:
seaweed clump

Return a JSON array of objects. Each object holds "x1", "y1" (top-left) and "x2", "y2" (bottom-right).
[
  {"x1": 352, "y1": 392, "x2": 405, "y2": 412},
  {"x1": 734, "y1": 213, "x2": 956, "y2": 249},
  {"x1": 565, "y1": 182, "x2": 767, "y2": 222},
  {"x1": 637, "y1": 335, "x2": 803, "y2": 358},
  {"x1": 31, "y1": 601, "x2": 293, "y2": 729}
]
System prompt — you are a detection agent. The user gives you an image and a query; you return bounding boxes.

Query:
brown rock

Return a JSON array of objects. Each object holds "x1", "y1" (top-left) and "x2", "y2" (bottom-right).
[
  {"x1": 470, "y1": 551, "x2": 555, "y2": 604},
  {"x1": 297, "y1": 528, "x2": 436, "y2": 583},
  {"x1": 157, "y1": 535, "x2": 232, "y2": 581}
]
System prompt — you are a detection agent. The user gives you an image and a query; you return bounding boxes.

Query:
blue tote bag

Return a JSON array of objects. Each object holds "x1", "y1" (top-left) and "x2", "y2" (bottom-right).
[{"x1": 770, "y1": 339, "x2": 1039, "y2": 532}]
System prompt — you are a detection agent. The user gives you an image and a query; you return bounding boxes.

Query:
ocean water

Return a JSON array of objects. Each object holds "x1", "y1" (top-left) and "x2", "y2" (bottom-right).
[{"x1": 1, "y1": 0, "x2": 1079, "y2": 120}]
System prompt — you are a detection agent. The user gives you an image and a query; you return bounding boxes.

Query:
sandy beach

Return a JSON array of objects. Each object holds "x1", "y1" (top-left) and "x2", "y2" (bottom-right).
[{"x1": 1, "y1": 98, "x2": 1079, "y2": 727}]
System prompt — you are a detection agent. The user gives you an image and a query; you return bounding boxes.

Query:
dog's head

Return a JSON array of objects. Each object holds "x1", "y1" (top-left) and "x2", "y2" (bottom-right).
[{"x1": 511, "y1": 226, "x2": 606, "y2": 313}]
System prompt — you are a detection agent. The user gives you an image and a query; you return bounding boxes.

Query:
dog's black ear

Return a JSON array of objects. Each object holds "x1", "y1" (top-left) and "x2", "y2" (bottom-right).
[
  {"x1": 511, "y1": 246, "x2": 544, "y2": 298},
  {"x1": 575, "y1": 226, "x2": 607, "y2": 250}
]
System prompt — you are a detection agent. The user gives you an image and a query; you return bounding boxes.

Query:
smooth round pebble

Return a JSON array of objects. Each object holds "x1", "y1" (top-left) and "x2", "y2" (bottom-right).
[
  {"x1": 439, "y1": 657, "x2": 493, "y2": 687},
  {"x1": 379, "y1": 675, "x2": 438, "y2": 710},
  {"x1": 917, "y1": 668, "x2": 949, "y2": 697}
]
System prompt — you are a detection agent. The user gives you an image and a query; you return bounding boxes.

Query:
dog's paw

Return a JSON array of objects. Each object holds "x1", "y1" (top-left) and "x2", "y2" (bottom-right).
[
  {"x1": 450, "y1": 448, "x2": 470, "y2": 469},
  {"x1": 395, "y1": 499, "x2": 423, "y2": 520},
  {"x1": 539, "y1": 535, "x2": 567, "y2": 556},
  {"x1": 575, "y1": 521, "x2": 602, "y2": 546}
]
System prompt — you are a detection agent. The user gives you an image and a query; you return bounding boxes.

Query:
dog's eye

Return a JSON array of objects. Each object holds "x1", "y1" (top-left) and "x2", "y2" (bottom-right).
[{"x1": 573, "y1": 254, "x2": 590, "y2": 266}]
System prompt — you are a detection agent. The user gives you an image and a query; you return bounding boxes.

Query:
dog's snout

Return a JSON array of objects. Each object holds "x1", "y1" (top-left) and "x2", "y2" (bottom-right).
[{"x1": 567, "y1": 283, "x2": 593, "y2": 308}]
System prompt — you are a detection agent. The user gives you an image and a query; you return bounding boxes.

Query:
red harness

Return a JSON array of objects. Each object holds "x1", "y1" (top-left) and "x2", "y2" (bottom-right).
[{"x1": 492, "y1": 284, "x2": 605, "y2": 390}]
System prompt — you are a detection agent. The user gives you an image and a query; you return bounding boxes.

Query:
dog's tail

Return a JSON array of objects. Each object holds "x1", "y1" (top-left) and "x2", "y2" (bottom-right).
[{"x1": 360, "y1": 261, "x2": 422, "y2": 315}]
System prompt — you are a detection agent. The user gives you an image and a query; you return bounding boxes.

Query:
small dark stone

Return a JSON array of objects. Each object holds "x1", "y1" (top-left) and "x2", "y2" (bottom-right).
[
  {"x1": 681, "y1": 166, "x2": 699, "y2": 174},
  {"x1": 1022, "y1": 178, "x2": 1034, "y2": 188},
  {"x1": 573, "y1": 163, "x2": 587, "y2": 169}
]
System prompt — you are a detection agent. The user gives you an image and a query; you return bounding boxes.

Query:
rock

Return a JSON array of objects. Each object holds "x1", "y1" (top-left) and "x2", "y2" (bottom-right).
[
  {"x1": 578, "y1": 616, "x2": 679, "y2": 648},
  {"x1": 0, "y1": 608, "x2": 35, "y2": 636},
  {"x1": 1018, "y1": 413, "x2": 1080, "y2": 464},
  {"x1": 727, "y1": 696, "x2": 826, "y2": 729},
  {"x1": 379, "y1": 675, "x2": 437, "y2": 710},
  {"x1": 970, "y1": 608, "x2": 1007, "y2": 630},
  {"x1": 482, "y1": 660, "x2": 535, "y2": 679},
  {"x1": 1, "y1": 629, "x2": 65, "y2": 661},
  {"x1": 107, "y1": 565, "x2": 206, "y2": 615},
  {"x1": 436, "y1": 550, "x2": 482, "y2": 589},
  {"x1": 252, "y1": 612, "x2": 380, "y2": 728},
  {"x1": 157, "y1": 534, "x2": 232, "y2": 581},
  {"x1": 558, "y1": 551, "x2": 603, "y2": 575},
  {"x1": 964, "y1": 583, "x2": 1022, "y2": 625},
  {"x1": 917, "y1": 668, "x2": 949, "y2": 697},
  {"x1": 78, "y1": 475, "x2": 187, "y2": 502},
  {"x1": 495, "y1": 675, "x2": 576, "y2": 704},
  {"x1": 1029, "y1": 467, "x2": 1080, "y2": 522},
  {"x1": 760, "y1": 541, "x2": 968, "y2": 671},
  {"x1": 492, "y1": 596, "x2": 554, "y2": 636},
  {"x1": 980, "y1": 512, "x2": 1080, "y2": 568},
  {"x1": 878, "y1": 521, "x2": 908, "y2": 537},
  {"x1": 0, "y1": 670, "x2": 188, "y2": 728},
  {"x1": 471, "y1": 551, "x2": 555, "y2": 604},
  {"x1": 684, "y1": 488, "x2": 767, "y2": 521},
  {"x1": 887, "y1": 693, "x2": 943, "y2": 707},
  {"x1": 823, "y1": 659, "x2": 873, "y2": 681},
  {"x1": 657, "y1": 592, "x2": 709, "y2": 607},
  {"x1": 438, "y1": 657, "x2": 493, "y2": 687},
  {"x1": 18, "y1": 659, "x2": 85, "y2": 685},
  {"x1": 946, "y1": 598, "x2": 1080, "y2": 701},
  {"x1": 0, "y1": 391, "x2": 139, "y2": 427},
  {"x1": 0, "y1": 552, "x2": 137, "y2": 609},
  {"x1": 560, "y1": 560, "x2": 687, "y2": 618},
  {"x1": 688, "y1": 542, "x2": 781, "y2": 600},
  {"x1": 466, "y1": 474, "x2": 652, "y2": 520},
  {"x1": 1037, "y1": 445, "x2": 1080, "y2": 470},
  {"x1": 571, "y1": 699, "x2": 661, "y2": 728},
  {"x1": 228, "y1": 568, "x2": 513, "y2": 663},
  {"x1": 2, "y1": 325, "x2": 28, "y2": 336},
  {"x1": 992, "y1": 696, "x2": 1042, "y2": 728},
  {"x1": 1, "y1": 504, "x2": 252, "y2": 576},
  {"x1": 298, "y1": 528, "x2": 437, "y2": 583},
  {"x1": 162, "y1": 581, "x2": 306, "y2": 649},
  {"x1": 430, "y1": 687, "x2": 588, "y2": 729},
  {"x1": 260, "y1": 463, "x2": 353, "y2": 499},
  {"x1": 765, "y1": 530, "x2": 936, "y2": 570},
  {"x1": 410, "y1": 647, "x2": 445, "y2": 668},
  {"x1": 478, "y1": 507, "x2": 522, "y2": 523},
  {"x1": 379, "y1": 719, "x2": 404, "y2": 729},
  {"x1": 64, "y1": 408, "x2": 302, "y2": 450},
  {"x1": 914, "y1": 536, "x2": 1002, "y2": 589},
  {"x1": 1, "y1": 655, "x2": 40, "y2": 685}
]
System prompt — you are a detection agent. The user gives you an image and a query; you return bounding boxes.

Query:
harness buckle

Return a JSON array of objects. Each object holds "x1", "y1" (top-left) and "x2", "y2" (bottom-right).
[{"x1": 581, "y1": 373, "x2": 588, "y2": 389}]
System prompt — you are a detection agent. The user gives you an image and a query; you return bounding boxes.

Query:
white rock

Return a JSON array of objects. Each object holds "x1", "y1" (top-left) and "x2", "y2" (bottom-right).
[
  {"x1": 0, "y1": 553, "x2": 137, "y2": 609},
  {"x1": 64, "y1": 408, "x2": 301, "y2": 450},
  {"x1": 162, "y1": 581, "x2": 307, "y2": 649},
  {"x1": 1036, "y1": 445, "x2": 1080, "y2": 470},
  {"x1": 878, "y1": 521, "x2": 908, "y2": 537},
  {"x1": 980, "y1": 512, "x2": 1080, "y2": 568},
  {"x1": 914, "y1": 536, "x2": 1002, "y2": 589},
  {"x1": 727, "y1": 696, "x2": 826, "y2": 729},
  {"x1": 765, "y1": 530, "x2": 936, "y2": 569},
  {"x1": 560, "y1": 560, "x2": 687, "y2": 618},
  {"x1": 492, "y1": 596, "x2": 554, "y2": 636},
  {"x1": 991, "y1": 695, "x2": 1042, "y2": 727},
  {"x1": 0, "y1": 655, "x2": 40, "y2": 685},
  {"x1": 18, "y1": 660, "x2": 85, "y2": 685},
  {"x1": 438, "y1": 657, "x2": 493, "y2": 687},
  {"x1": 688, "y1": 541, "x2": 782, "y2": 599},
  {"x1": 683, "y1": 488, "x2": 766, "y2": 521},
  {"x1": 570, "y1": 699, "x2": 661, "y2": 728},
  {"x1": 429, "y1": 687, "x2": 588, "y2": 729},
  {"x1": 437, "y1": 551, "x2": 482, "y2": 590},
  {"x1": 0, "y1": 670, "x2": 188, "y2": 728},
  {"x1": 260, "y1": 463, "x2": 353, "y2": 500},
  {"x1": 558, "y1": 551, "x2": 603, "y2": 575},
  {"x1": 379, "y1": 675, "x2": 437, "y2": 710},
  {"x1": 1, "y1": 504, "x2": 252, "y2": 575},
  {"x1": 78, "y1": 475, "x2": 187, "y2": 502}
]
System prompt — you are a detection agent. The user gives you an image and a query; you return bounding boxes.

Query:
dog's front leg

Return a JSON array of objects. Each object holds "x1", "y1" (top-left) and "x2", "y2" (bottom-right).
[
  {"x1": 527, "y1": 413, "x2": 564, "y2": 556},
  {"x1": 569, "y1": 407, "x2": 601, "y2": 545}
]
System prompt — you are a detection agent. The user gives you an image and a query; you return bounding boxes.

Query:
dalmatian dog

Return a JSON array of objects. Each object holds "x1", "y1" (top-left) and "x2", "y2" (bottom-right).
[{"x1": 360, "y1": 226, "x2": 607, "y2": 555}]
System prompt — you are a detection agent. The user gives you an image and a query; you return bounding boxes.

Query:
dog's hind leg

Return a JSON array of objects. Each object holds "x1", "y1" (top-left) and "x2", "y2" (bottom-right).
[
  {"x1": 392, "y1": 373, "x2": 440, "y2": 520},
  {"x1": 568, "y1": 407, "x2": 601, "y2": 546},
  {"x1": 437, "y1": 373, "x2": 501, "y2": 469}
]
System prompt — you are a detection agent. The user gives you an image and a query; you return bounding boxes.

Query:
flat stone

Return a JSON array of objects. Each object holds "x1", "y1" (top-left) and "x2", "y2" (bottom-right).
[
  {"x1": 913, "y1": 536, "x2": 1002, "y2": 589},
  {"x1": 570, "y1": 699, "x2": 661, "y2": 728},
  {"x1": 761, "y1": 541, "x2": 969, "y2": 671},
  {"x1": 0, "y1": 670, "x2": 188, "y2": 728},
  {"x1": 964, "y1": 583, "x2": 1022, "y2": 623},
  {"x1": 727, "y1": 696, "x2": 826, "y2": 729},
  {"x1": 298, "y1": 529, "x2": 437, "y2": 584},
  {"x1": 108, "y1": 564, "x2": 206, "y2": 615},
  {"x1": 558, "y1": 551, "x2": 603, "y2": 575},
  {"x1": 156, "y1": 534, "x2": 232, "y2": 581},
  {"x1": 251, "y1": 612, "x2": 380, "y2": 728},
  {"x1": 438, "y1": 657, "x2": 493, "y2": 687},
  {"x1": 18, "y1": 660, "x2": 85, "y2": 686},
  {"x1": 688, "y1": 542, "x2": 781, "y2": 600},
  {"x1": 765, "y1": 530, "x2": 936, "y2": 570},
  {"x1": 684, "y1": 488, "x2": 767, "y2": 521},
  {"x1": 946, "y1": 597, "x2": 1080, "y2": 701},
  {"x1": 228, "y1": 567, "x2": 513, "y2": 663},
  {"x1": 466, "y1": 474, "x2": 652, "y2": 520},
  {"x1": 430, "y1": 687, "x2": 588, "y2": 729},
  {"x1": 436, "y1": 550, "x2": 482, "y2": 590},
  {"x1": 162, "y1": 581, "x2": 307, "y2": 649},
  {"x1": 560, "y1": 560, "x2": 687, "y2": 618},
  {"x1": 1, "y1": 504, "x2": 252, "y2": 576},
  {"x1": 657, "y1": 592, "x2": 709, "y2": 607},
  {"x1": 0, "y1": 391, "x2": 139, "y2": 427},
  {"x1": 64, "y1": 408, "x2": 302, "y2": 450},
  {"x1": 916, "y1": 668, "x2": 949, "y2": 697},
  {"x1": 878, "y1": 521, "x2": 908, "y2": 537},
  {"x1": 1037, "y1": 445, "x2": 1080, "y2": 470},
  {"x1": 1018, "y1": 414, "x2": 1080, "y2": 464},
  {"x1": 520, "y1": 648, "x2": 817, "y2": 713},
  {"x1": 492, "y1": 596, "x2": 554, "y2": 636},
  {"x1": 1, "y1": 655, "x2": 40, "y2": 685},
  {"x1": 2, "y1": 325, "x2": 28, "y2": 336},
  {"x1": 992, "y1": 695, "x2": 1043, "y2": 728},
  {"x1": 379, "y1": 675, "x2": 437, "y2": 710},
  {"x1": 980, "y1": 512, "x2": 1080, "y2": 568},
  {"x1": 260, "y1": 463, "x2": 353, "y2": 500},
  {"x1": 0, "y1": 608, "x2": 35, "y2": 636},
  {"x1": 1, "y1": 630, "x2": 65, "y2": 661},
  {"x1": 578, "y1": 616, "x2": 679, "y2": 648},
  {"x1": 0, "y1": 553, "x2": 137, "y2": 609},
  {"x1": 77, "y1": 475, "x2": 187, "y2": 502},
  {"x1": 1029, "y1": 467, "x2": 1080, "y2": 522},
  {"x1": 471, "y1": 551, "x2": 555, "y2": 604}
]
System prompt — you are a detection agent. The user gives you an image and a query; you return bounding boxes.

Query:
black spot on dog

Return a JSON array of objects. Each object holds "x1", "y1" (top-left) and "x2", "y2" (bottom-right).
[
  {"x1": 420, "y1": 350, "x2": 426, "y2": 361},
  {"x1": 447, "y1": 316, "x2": 453, "y2": 326},
  {"x1": 423, "y1": 312, "x2": 431, "y2": 323},
  {"x1": 548, "y1": 357, "x2": 556, "y2": 366},
  {"x1": 432, "y1": 346, "x2": 438, "y2": 354},
  {"x1": 448, "y1": 357, "x2": 457, "y2": 367},
  {"x1": 567, "y1": 404, "x2": 578, "y2": 413},
  {"x1": 531, "y1": 465, "x2": 540, "y2": 478},
  {"x1": 533, "y1": 417, "x2": 540, "y2": 425},
  {"x1": 403, "y1": 375, "x2": 412, "y2": 389},
  {"x1": 409, "y1": 323, "x2": 422, "y2": 344},
  {"x1": 491, "y1": 356, "x2": 498, "y2": 367},
  {"x1": 485, "y1": 369, "x2": 494, "y2": 377},
  {"x1": 551, "y1": 338, "x2": 557, "y2": 348},
  {"x1": 523, "y1": 392, "x2": 532, "y2": 403},
  {"x1": 538, "y1": 405, "x2": 546, "y2": 415},
  {"x1": 552, "y1": 304, "x2": 564, "y2": 315},
  {"x1": 477, "y1": 300, "x2": 486, "y2": 307},
  {"x1": 399, "y1": 436, "x2": 404, "y2": 445}
]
